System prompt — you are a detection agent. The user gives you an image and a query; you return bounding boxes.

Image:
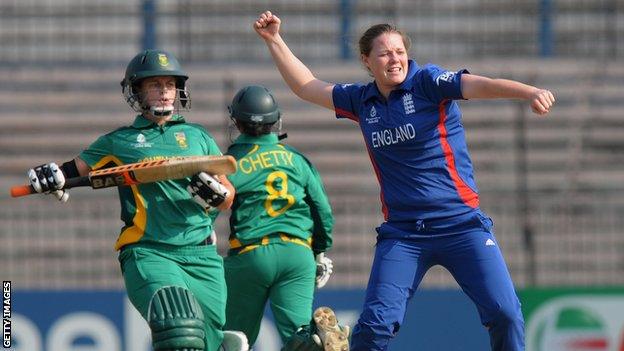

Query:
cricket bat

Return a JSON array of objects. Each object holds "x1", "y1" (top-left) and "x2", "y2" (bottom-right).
[{"x1": 10, "y1": 155, "x2": 237, "y2": 198}]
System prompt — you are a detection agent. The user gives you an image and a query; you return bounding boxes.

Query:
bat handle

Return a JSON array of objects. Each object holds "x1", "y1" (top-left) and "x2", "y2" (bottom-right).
[
  {"x1": 10, "y1": 185, "x2": 35, "y2": 197},
  {"x1": 64, "y1": 176, "x2": 90, "y2": 189},
  {"x1": 9, "y1": 176, "x2": 90, "y2": 198}
]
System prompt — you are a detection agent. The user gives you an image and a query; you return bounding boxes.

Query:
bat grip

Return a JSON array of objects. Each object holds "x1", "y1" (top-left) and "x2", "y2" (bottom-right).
[
  {"x1": 63, "y1": 176, "x2": 91, "y2": 189},
  {"x1": 10, "y1": 176, "x2": 90, "y2": 198}
]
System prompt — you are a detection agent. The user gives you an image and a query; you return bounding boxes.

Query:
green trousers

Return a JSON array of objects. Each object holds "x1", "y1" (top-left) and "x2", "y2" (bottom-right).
[
  {"x1": 119, "y1": 243, "x2": 226, "y2": 351},
  {"x1": 224, "y1": 241, "x2": 316, "y2": 346}
]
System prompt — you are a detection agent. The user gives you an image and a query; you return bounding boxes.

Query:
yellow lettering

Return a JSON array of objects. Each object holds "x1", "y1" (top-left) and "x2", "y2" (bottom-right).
[
  {"x1": 249, "y1": 154, "x2": 263, "y2": 172},
  {"x1": 260, "y1": 152, "x2": 274, "y2": 168},
  {"x1": 237, "y1": 150, "x2": 295, "y2": 175},
  {"x1": 267, "y1": 150, "x2": 277, "y2": 162},
  {"x1": 239, "y1": 158, "x2": 253, "y2": 174},
  {"x1": 284, "y1": 152, "x2": 294, "y2": 166}
]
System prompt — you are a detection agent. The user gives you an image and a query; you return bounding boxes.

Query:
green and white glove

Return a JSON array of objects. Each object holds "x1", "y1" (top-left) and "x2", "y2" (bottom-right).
[{"x1": 315, "y1": 253, "x2": 333, "y2": 289}]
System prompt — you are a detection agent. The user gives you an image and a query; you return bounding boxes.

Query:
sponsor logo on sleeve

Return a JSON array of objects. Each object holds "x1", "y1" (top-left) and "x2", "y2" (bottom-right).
[{"x1": 435, "y1": 71, "x2": 457, "y2": 85}]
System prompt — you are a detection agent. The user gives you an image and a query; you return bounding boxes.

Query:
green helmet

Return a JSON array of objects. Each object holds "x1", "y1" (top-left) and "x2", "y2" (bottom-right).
[
  {"x1": 121, "y1": 49, "x2": 190, "y2": 113},
  {"x1": 228, "y1": 85, "x2": 281, "y2": 124}
]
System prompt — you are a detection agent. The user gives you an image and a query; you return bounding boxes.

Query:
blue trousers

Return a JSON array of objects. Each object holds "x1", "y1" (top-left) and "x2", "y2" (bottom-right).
[{"x1": 350, "y1": 213, "x2": 524, "y2": 351}]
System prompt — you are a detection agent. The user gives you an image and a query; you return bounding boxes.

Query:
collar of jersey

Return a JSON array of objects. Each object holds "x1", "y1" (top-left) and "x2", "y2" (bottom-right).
[
  {"x1": 363, "y1": 59, "x2": 419, "y2": 102},
  {"x1": 233, "y1": 133, "x2": 278, "y2": 145},
  {"x1": 131, "y1": 114, "x2": 186, "y2": 129}
]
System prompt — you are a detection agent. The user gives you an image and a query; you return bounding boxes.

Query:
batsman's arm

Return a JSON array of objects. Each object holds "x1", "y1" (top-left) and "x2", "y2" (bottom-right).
[
  {"x1": 74, "y1": 157, "x2": 92, "y2": 176},
  {"x1": 10, "y1": 157, "x2": 90, "y2": 198}
]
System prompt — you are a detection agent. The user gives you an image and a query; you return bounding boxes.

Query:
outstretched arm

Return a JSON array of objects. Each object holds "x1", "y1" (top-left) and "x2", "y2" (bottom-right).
[
  {"x1": 461, "y1": 74, "x2": 555, "y2": 115},
  {"x1": 254, "y1": 11, "x2": 335, "y2": 110}
]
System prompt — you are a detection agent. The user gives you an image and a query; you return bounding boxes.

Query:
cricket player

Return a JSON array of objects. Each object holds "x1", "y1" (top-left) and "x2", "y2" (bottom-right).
[
  {"x1": 24, "y1": 49, "x2": 248, "y2": 351},
  {"x1": 254, "y1": 11, "x2": 555, "y2": 351},
  {"x1": 224, "y1": 85, "x2": 349, "y2": 351}
]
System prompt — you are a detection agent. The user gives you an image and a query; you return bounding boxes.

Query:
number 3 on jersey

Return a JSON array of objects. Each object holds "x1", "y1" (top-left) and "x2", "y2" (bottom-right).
[{"x1": 264, "y1": 171, "x2": 295, "y2": 217}]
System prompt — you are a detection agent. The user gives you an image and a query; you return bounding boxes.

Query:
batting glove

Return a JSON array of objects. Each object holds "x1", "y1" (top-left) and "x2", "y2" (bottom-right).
[
  {"x1": 315, "y1": 253, "x2": 333, "y2": 289},
  {"x1": 187, "y1": 172, "x2": 229, "y2": 211},
  {"x1": 27, "y1": 162, "x2": 69, "y2": 203}
]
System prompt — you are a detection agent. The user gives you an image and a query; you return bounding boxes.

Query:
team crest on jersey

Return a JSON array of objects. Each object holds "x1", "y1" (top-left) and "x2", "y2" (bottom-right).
[
  {"x1": 365, "y1": 105, "x2": 380, "y2": 124},
  {"x1": 403, "y1": 93, "x2": 415, "y2": 114},
  {"x1": 174, "y1": 132, "x2": 188, "y2": 149},
  {"x1": 132, "y1": 133, "x2": 152, "y2": 148},
  {"x1": 158, "y1": 54, "x2": 169, "y2": 67}
]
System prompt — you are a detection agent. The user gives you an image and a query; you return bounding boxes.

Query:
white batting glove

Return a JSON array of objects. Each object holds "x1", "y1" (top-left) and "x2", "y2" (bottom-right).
[
  {"x1": 315, "y1": 253, "x2": 333, "y2": 289},
  {"x1": 187, "y1": 172, "x2": 229, "y2": 211},
  {"x1": 27, "y1": 162, "x2": 69, "y2": 203}
]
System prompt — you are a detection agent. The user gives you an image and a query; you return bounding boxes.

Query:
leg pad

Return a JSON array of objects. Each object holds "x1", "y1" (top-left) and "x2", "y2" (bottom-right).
[{"x1": 148, "y1": 286, "x2": 206, "y2": 351}]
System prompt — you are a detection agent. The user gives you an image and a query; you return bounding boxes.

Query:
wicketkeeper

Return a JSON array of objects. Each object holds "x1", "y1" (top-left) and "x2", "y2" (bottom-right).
[{"x1": 223, "y1": 85, "x2": 350, "y2": 351}]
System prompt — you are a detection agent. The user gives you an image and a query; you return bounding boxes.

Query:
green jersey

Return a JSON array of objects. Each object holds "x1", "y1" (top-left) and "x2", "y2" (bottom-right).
[
  {"x1": 79, "y1": 114, "x2": 222, "y2": 250},
  {"x1": 226, "y1": 133, "x2": 333, "y2": 254}
]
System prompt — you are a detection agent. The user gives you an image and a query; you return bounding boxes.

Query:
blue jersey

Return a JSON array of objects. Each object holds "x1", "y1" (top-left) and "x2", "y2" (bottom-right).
[{"x1": 332, "y1": 60, "x2": 479, "y2": 224}]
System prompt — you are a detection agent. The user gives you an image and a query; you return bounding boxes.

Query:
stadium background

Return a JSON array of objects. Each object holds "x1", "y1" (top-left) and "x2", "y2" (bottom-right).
[{"x1": 0, "y1": 1, "x2": 622, "y2": 350}]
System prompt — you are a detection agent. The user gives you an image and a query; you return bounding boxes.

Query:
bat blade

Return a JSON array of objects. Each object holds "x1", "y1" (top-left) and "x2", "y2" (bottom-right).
[
  {"x1": 88, "y1": 155, "x2": 237, "y2": 188},
  {"x1": 10, "y1": 155, "x2": 237, "y2": 198}
]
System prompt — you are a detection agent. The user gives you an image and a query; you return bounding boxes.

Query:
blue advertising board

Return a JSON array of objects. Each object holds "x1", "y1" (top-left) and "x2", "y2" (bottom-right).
[{"x1": 9, "y1": 289, "x2": 489, "y2": 350}]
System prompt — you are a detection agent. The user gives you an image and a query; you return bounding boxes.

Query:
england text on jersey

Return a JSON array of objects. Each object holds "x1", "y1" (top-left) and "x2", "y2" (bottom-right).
[{"x1": 370, "y1": 123, "x2": 416, "y2": 148}]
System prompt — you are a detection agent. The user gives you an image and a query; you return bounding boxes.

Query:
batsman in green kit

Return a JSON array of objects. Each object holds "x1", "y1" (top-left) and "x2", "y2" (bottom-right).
[
  {"x1": 224, "y1": 85, "x2": 350, "y2": 351},
  {"x1": 23, "y1": 49, "x2": 249, "y2": 351}
]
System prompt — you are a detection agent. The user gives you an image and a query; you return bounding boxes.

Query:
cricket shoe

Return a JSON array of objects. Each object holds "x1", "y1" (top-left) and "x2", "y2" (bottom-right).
[{"x1": 312, "y1": 306, "x2": 350, "y2": 351}]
